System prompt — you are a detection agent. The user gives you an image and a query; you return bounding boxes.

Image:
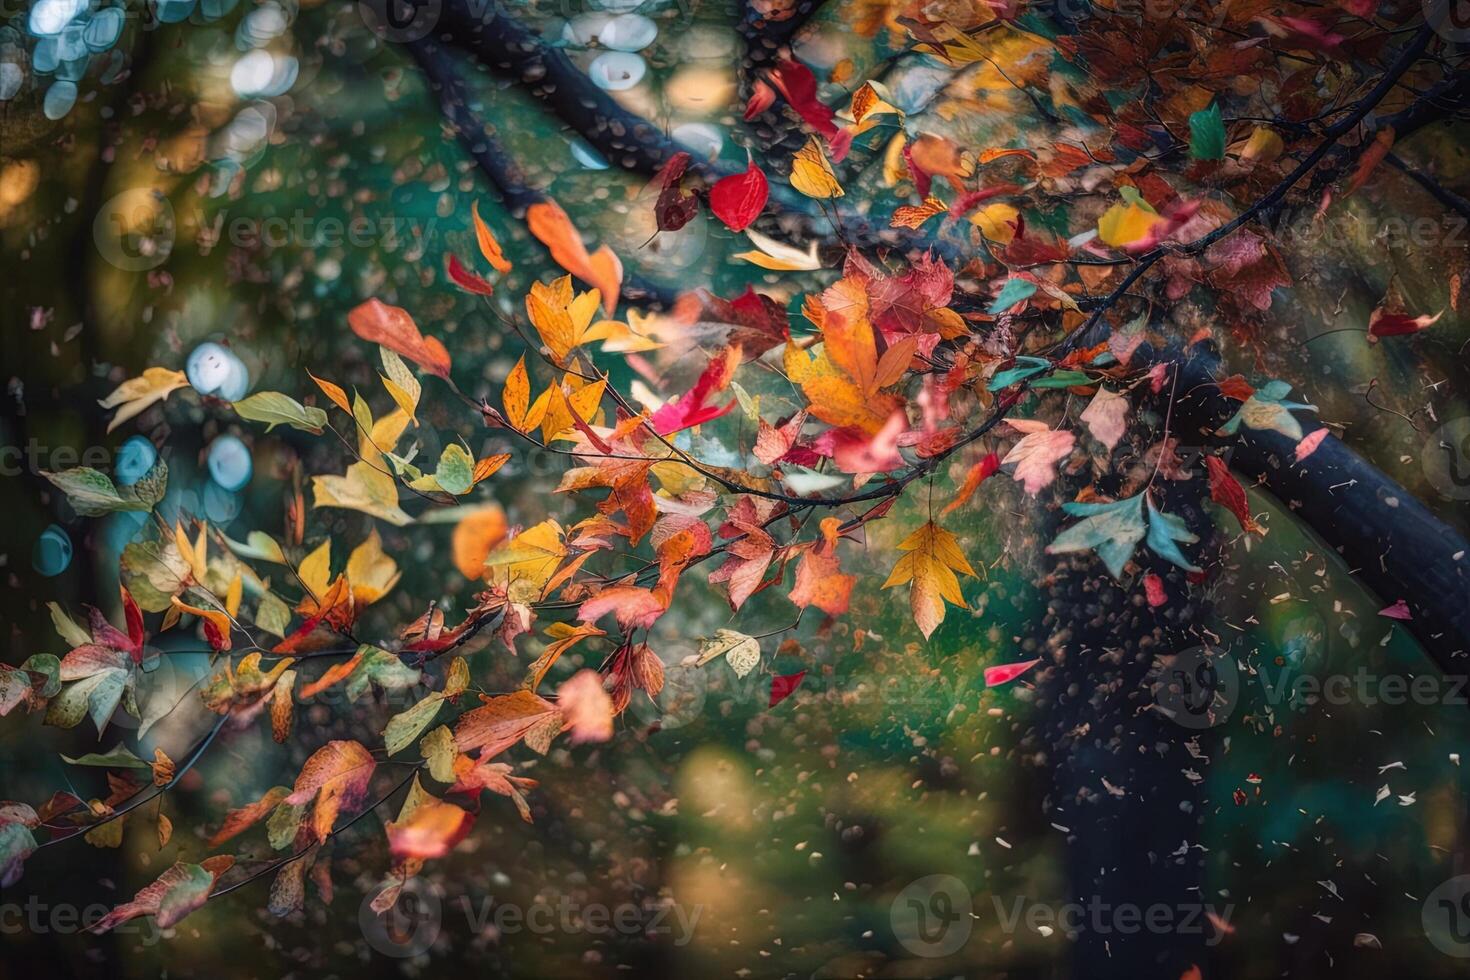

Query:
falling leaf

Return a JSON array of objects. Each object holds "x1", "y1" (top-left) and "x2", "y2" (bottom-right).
[
  {"x1": 1145, "y1": 497, "x2": 1202, "y2": 573},
  {"x1": 347, "y1": 299, "x2": 451, "y2": 378},
  {"x1": 1206, "y1": 456, "x2": 1264, "y2": 535},
  {"x1": 89, "y1": 856, "x2": 234, "y2": 933},
  {"x1": 984, "y1": 659, "x2": 1040, "y2": 687},
  {"x1": 942, "y1": 452, "x2": 1000, "y2": 515},
  {"x1": 696, "y1": 629, "x2": 761, "y2": 678},
  {"x1": 1294, "y1": 428, "x2": 1329, "y2": 461},
  {"x1": 1368, "y1": 307, "x2": 1441, "y2": 341},
  {"x1": 768, "y1": 670, "x2": 808, "y2": 708},
  {"x1": 451, "y1": 504, "x2": 508, "y2": 579},
  {"x1": 1378, "y1": 599, "x2": 1412, "y2": 620},
  {"x1": 527, "y1": 199, "x2": 621, "y2": 315},
  {"x1": 446, "y1": 253, "x2": 495, "y2": 295},
  {"x1": 525, "y1": 276, "x2": 605, "y2": 364},
  {"x1": 1189, "y1": 103, "x2": 1225, "y2": 160},
  {"x1": 471, "y1": 199, "x2": 513, "y2": 274},
  {"x1": 557, "y1": 670, "x2": 614, "y2": 744},
  {"x1": 882, "y1": 521, "x2": 976, "y2": 638},
  {"x1": 98, "y1": 368, "x2": 190, "y2": 432},
  {"x1": 1047, "y1": 494, "x2": 1146, "y2": 578}
]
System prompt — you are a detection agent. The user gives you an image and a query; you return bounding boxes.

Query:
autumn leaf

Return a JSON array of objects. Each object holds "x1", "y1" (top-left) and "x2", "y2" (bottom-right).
[
  {"x1": 882, "y1": 521, "x2": 976, "y2": 638},
  {"x1": 891, "y1": 196, "x2": 947, "y2": 229},
  {"x1": 768, "y1": 670, "x2": 807, "y2": 708},
  {"x1": 1046, "y1": 494, "x2": 1146, "y2": 577},
  {"x1": 527, "y1": 199, "x2": 621, "y2": 315},
  {"x1": 98, "y1": 368, "x2": 191, "y2": 432},
  {"x1": 526, "y1": 276, "x2": 605, "y2": 364},
  {"x1": 471, "y1": 199, "x2": 512, "y2": 274},
  {"x1": 696, "y1": 629, "x2": 760, "y2": 678},
  {"x1": 709, "y1": 157, "x2": 769, "y2": 231},
  {"x1": 90, "y1": 856, "x2": 234, "y2": 933},
  {"x1": 347, "y1": 299, "x2": 451, "y2": 378},
  {"x1": 1001, "y1": 420, "x2": 1075, "y2": 495},
  {"x1": 284, "y1": 740, "x2": 377, "y2": 842},
  {"x1": 790, "y1": 136, "x2": 844, "y2": 198},
  {"x1": 733, "y1": 228, "x2": 823, "y2": 271},
  {"x1": 387, "y1": 797, "x2": 475, "y2": 860},
  {"x1": 446, "y1": 253, "x2": 494, "y2": 296},
  {"x1": 941, "y1": 452, "x2": 1000, "y2": 515},
  {"x1": 453, "y1": 690, "x2": 559, "y2": 757},
  {"x1": 985, "y1": 659, "x2": 1040, "y2": 687},
  {"x1": 451, "y1": 503, "x2": 508, "y2": 579},
  {"x1": 1080, "y1": 386, "x2": 1129, "y2": 450},
  {"x1": 557, "y1": 670, "x2": 614, "y2": 744}
]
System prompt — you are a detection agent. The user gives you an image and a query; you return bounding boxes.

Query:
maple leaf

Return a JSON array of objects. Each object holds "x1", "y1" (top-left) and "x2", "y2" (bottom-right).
[
  {"x1": 1217, "y1": 380, "x2": 1316, "y2": 441},
  {"x1": 526, "y1": 276, "x2": 605, "y2": 365},
  {"x1": 882, "y1": 521, "x2": 976, "y2": 639},
  {"x1": 1080, "y1": 387, "x2": 1129, "y2": 450},
  {"x1": 1001, "y1": 420, "x2": 1075, "y2": 495},
  {"x1": 1046, "y1": 494, "x2": 1147, "y2": 578}
]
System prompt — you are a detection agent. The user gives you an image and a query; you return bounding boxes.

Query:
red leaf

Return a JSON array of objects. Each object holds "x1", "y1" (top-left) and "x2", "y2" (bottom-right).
[
  {"x1": 653, "y1": 151, "x2": 699, "y2": 232},
  {"x1": 1368, "y1": 307, "x2": 1441, "y2": 340},
  {"x1": 984, "y1": 658, "x2": 1040, "y2": 687},
  {"x1": 650, "y1": 346, "x2": 741, "y2": 435},
  {"x1": 767, "y1": 60, "x2": 837, "y2": 138},
  {"x1": 120, "y1": 585, "x2": 145, "y2": 659},
  {"x1": 744, "y1": 79, "x2": 776, "y2": 120},
  {"x1": 768, "y1": 670, "x2": 807, "y2": 707},
  {"x1": 709, "y1": 159, "x2": 769, "y2": 232},
  {"x1": 446, "y1": 253, "x2": 495, "y2": 296},
  {"x1": 1144, "y1": 572, "x2": 1167, "y2": 607},
  {"x1": 1206, "y1": 456, "x2": 1264, "y2": 535}
]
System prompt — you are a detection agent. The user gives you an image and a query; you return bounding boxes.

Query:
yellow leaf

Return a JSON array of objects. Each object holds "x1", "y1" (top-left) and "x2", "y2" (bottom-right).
[
  {"x1": 346, "y1": 528, "x2": 401, "y2": 605},
  {"x1": 312, "y1": 458, "x2": 412, "y2": 526},
  {"x1": 526, "y1": 276, "x2": 603, "y2": 364},
  {"x1": 733, "y1": 228, "x2": 823, "y2": 271},
  {"x1": 484, "y1": 519, "x2": 567, "y2": 601},
  {"x1": 1239, "y1": 126, "x2": 1284, "y2": 163},
  {"x1": 503, "y1": 356, "x2": 531, "y2": 432},
  {"x1": 881, "y1": 521, "x2": 975, "y2": 639},
  {"x1": 526, "y1": 199, "x2": 621, "y2": 315},
  {"x1": 98, "y1": 367, "x2": 190, "y2": 433},
  {"x1": 971, "y1": 202, "x2": 1019, "y2": 243},
  {"x1": 378, "y1": 347, "x2": 421, "y2": 426},
  {"x1": 471, "y1": 200, "x2": 513, "y2": 274},
  {"x1": 790, "y1": 136, "x2": 844, "y2": 199},
  {"x1": 472, "y1": 454, "x2": 510, "y2": 485},
  {"x1": 1097, "y1": 200, "x2": 1161, "y2": 248}
]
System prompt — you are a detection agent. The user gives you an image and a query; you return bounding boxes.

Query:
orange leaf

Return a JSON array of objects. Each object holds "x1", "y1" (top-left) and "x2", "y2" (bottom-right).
[
  {"x1": 347, "y1": 299, "x2": 451, "y2": 378},
  {"x1": 307, "y1": 370, "x2": 351, "y2": 414},
  {"x1": 284, "y1": 740, "x2": 376, "y2": 842},
  {"x1": 527, "y1": 199, "x2": 621, "y2": 315},
  {"x1": 451, "y1": 504, "x2": 508, "y2": 579},
  {"x1": 471, "y1": 200, "x2": 513, "y2": 274}
]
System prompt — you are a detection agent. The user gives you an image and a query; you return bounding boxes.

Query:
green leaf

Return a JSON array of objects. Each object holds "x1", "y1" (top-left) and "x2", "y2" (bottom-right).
[
  {"x1": 44, "y1": 669, "x2": 128, "y2": 735},
  {"x1": 22, "y1": 655, "x2": 62, "y2": 699},
  {"x1": 988, "y1": 277, "x2": 1038, "y2": 314},
  {"x1": 344, "y1": 645, "x2": 422, "y2": 702},
  {"x1": 1145, "y1": 498, "x2": 1202, "y2": 573},
  {"x1": 1189, "y1": 103, "x2": 1225, "y2": 161},
  {"x1": 382, "y1": 693, "x2": 445, "y2": 756},
  {"x1": 254, "y1": 591, "x2": 293, "y2": 638},
  {"x1": 987, "y1": 356, "x2": 1051, "y2": 391},
  {"x1": 1045, "y1": 494, "x2": 1146, "y2": 578},
  {"x1": 409, "y1": 444, "x2": 475, "y2": 495},
  {"x1": 420, "y1": 725, "x2": 457, "y2": 783},
  {"x1": 233, "y1": 391, "x2": 328, "y2": 433},
  {"x1": 267, "y1": 800, "x2": 306, "y2": 850},
  {"x1": 61, "y1": 744, "x2": 150, "y2": 768},
  {"x1": 41, "y1": 468, "x2": 150, "y2": 517},
  {"x1": 1029, "y1": 370, "x2": 1092, "y2": 389}
]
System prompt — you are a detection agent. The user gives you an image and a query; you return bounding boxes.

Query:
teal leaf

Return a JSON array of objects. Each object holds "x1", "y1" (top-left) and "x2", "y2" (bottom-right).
[
  {"x1": 1217, "y1": 379, "x2": 1317, "y2": 440},
  {"x1": 1146, "y1": 498, "x2": 1202, "y2": 573},
  {"x1": 988, "y1": 278, "x2": 1038, "y2": 314},
  {"x1": 987, "y1": 356, "x2": 1051, "y2": 391},
  {"x1": 1189, "y1": 103, "x2": 1225, "y2": 161},
  {"x1": 1046, "y1": 494, "x2": 1145, "y2": 578}
]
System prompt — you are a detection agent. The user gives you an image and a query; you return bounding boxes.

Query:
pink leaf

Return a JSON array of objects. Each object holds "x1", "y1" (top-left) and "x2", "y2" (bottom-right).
[
  {"x1": 1378, "y1": 599, "x2": 1412, "y2": 621},
  {"x1": 984, "y1": 658, "x2": 1040, "y2": 687}
]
